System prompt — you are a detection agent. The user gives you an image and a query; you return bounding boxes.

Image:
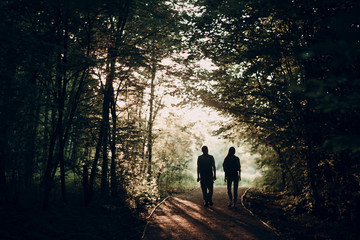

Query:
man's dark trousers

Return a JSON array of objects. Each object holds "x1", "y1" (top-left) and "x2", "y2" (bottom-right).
[{"x1": 200, "y1": 177, "x2": 213, "y2": 203}]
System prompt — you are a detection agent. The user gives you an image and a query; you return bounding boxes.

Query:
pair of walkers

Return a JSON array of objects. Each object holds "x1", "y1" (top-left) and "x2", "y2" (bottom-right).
[{"x1": 197, "y1": 146, "x2": 241, "y2": 207}]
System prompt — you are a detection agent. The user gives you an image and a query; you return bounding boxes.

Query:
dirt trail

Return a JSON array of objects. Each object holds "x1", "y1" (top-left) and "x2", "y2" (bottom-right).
[{"x1": 143, "y1": 186, "x2": 280, "y2": 240}]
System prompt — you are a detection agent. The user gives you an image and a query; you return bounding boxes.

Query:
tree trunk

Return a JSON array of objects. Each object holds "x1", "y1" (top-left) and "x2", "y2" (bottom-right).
[
  {"x1": 100, "y1": 6, "x2": 129, "y2": 196},
  {"x1": 83, "y1": 164, "x2": 89, "y2": 204},
  {"x1": 147, "y1": 58, "x2": 156, "y2": 180},
  {"x1": 43, "y1": 127, "x2": 58, "y2": 209},
  {"x1": 58, "y1": 11, "x2": 69, "y2": 204},
  {"x1": 88, "y1": 122, "x2": 104, "y2": 203},
  {"x1": 43, "y1": 5, "x2": 70, "y2": 208},
  {"x1": 89, "y1": 2, "x2": 129, "y2": 201},
  {"x1": 110, "y1": 95, "x2": 117, "y2": 198},
  {"x1": 100, "y1": 91, "x2": 110, "y2": 197},
  {"x1": 138, "y1": 89, "x2": 147, "y2": 176},
  {"x1": 58, "y1": 137, "x2": 67, "y2": 203},
  {"x1": 274, "y1": 146, "x2": 300, "y2": 193},
  {"x1": 306, "y1": 139, "x2": 322, "y2": 213},
  {"x1": 100, "y1": 50, "x2": 115, "y2": 197}
]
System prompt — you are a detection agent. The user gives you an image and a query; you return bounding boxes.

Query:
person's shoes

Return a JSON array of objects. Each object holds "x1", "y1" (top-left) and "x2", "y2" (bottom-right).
[
  {"x1": 228, "y1": 201, "x2": 233, "y2": 207},
  {"x1": 204, "y1": 202, "x2": 209, "y2": 207},
  {"x1": 209, "y1": 201, "x2": 213, "y2": 206}
]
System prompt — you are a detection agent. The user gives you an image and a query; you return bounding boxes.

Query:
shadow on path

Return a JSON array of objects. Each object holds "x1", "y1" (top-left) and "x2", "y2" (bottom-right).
[{"x1": 143, "y1": 186, "x2": 280, "y2": 240}]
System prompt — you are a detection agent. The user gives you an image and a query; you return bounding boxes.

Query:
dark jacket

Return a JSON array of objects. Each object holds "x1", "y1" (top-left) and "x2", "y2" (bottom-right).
[
  {"x1": 223, "y1": 155, "x2": 240, "y2": 178},
  {"x1": 197, "y1": 154, "x2": 215, "y2": 178}
]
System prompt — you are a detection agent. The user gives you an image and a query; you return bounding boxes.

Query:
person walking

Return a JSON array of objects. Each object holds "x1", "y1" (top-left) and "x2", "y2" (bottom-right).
[
  {"x1": 223, "y1": 147, "x2": 241, "y2": 207},
  {"x1": 197, "y1": 146, "x2": 216, "y2": 207}
]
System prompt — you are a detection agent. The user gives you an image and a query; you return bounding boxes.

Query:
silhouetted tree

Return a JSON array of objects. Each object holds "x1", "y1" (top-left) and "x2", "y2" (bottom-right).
[{"x1": 187, "y1": 0, "x2": 360, "y2": 220}]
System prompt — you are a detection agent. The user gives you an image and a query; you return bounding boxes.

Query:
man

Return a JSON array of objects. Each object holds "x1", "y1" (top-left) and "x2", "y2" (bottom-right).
[
  {"x1": 223, "y1": 147, "x2": 241, "y2": 207},
  {"x1": 197, "y1": 146, "x2": 216, "y2": 207}
]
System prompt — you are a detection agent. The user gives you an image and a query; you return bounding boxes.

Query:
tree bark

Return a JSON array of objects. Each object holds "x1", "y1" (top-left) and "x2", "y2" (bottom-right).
[
  {"x1": 100, "y1": 44, "x2": 119, "y2": 196},
  {"x1": 88, "y1": 121, "x2": 105, "y2": 203},
  {"x1": 110, "y1": 95, "x2": 118, "y2": 197},
  {"x1": 43, "y1": 125, "x2": 59, "y2": 209},
  {"x1": 306, "y1": 137, "x2": 322, "y2": 212},
  {"x1": 100, "y1": 68, "x2": 111, "y2": 197},
  {"x1": 88, "y1": 1, "x2": 129, "y2": 202},
  {"x1": 147, "y1": 57, "x2": 156, "y2": 180},
  {"x1": 100, "y1": 5, "x2": 128, "y2": 196},
  {"x1": 83, "y1": 164, "x2": 89, "y2": 204},
  {"x1": 58, "y1": 9, "x2": 69, "y2": 204}
]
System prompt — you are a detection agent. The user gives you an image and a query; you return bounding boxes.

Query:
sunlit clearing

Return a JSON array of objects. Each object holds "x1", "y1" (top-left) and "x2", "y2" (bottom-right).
[{"x1": 156, "y1": 94, "x2": 260, "y2": 187}]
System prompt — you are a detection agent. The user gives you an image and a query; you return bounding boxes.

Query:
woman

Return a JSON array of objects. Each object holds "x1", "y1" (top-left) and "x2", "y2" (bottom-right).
[{"x1": 223, "y1": 147, "x2": 241, "y2": 207}]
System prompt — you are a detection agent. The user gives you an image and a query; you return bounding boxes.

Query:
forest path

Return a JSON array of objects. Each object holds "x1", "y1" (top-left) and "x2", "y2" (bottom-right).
[{"x1": 142, "y1": 186, "x2": 280, "y2": 240}]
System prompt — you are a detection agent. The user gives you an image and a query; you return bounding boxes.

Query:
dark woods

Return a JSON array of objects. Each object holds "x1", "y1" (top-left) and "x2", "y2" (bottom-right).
[
  {"x1": 0, "y1": 0, "x2": 189, "y2": 213},
  {"x1": 1, "y1": 0, "x2": 360, "y2": 238},
  {"x1": 187, "y1": 0, "x2": 360, "y2": 231}
]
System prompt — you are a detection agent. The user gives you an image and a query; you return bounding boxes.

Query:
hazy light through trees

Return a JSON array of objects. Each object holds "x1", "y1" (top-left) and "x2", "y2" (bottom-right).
[
  {"x1": 156, "y1": 75, "x2": 261, "y2": 187},
  {"x1": 2, "y1": 2, "x2": 358, "y2": 235}
]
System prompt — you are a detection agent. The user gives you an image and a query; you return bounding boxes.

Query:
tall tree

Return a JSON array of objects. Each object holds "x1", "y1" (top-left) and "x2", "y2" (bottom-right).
[{"x1": 187, "y1": 0, "x2": 360, "y2": 218}]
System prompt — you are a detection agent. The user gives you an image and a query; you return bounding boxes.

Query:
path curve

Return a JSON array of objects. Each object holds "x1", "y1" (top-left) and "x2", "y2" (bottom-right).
[{"x1": 143, "y1": 186, "x2": 280, "y2": 240}]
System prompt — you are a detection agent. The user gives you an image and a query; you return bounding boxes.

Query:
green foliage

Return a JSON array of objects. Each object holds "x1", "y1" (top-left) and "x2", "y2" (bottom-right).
[
  {"x1": 126, "y1": 176, "x2": 160, "y2": 210},
  {"x1": 153, "y1": 114, "x2": 199, "y2": 195},
  {"x1": 3, "y1": 0, "x2": 358, "y2": 233},
  {"x1": 159, "y1": 171, "x2": 197, "y2": 196},
  {"x1": 186, "y1": 0, "x2": 360, "y2": 223},
  {"x1": 0, "y1": 0, "x2": 194, "y2": 215}
]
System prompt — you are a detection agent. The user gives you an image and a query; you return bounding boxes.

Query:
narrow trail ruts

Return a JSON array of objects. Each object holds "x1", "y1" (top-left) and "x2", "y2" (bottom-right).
[{"x1": 143, "y1": 186, "x2": 280, "y2": 240}]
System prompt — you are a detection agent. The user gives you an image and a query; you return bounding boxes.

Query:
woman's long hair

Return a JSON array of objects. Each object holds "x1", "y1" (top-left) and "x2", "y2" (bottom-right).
[
  {"x1": 225, "y1": 147, "x2": 235, "y2": 159},
  {"x1": 223, "y1": 147, "x2": 236, "y2": 173}
]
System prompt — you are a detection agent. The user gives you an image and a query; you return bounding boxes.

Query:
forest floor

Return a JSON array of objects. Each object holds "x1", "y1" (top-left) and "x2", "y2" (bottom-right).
[
  {"x1": 243, "y1": 189, "x2": 357, "y2": 240},
  {"x1": 143, "y1": 186, "x2": 279, "y2": 240},
  {"x1": 0, "y1": 194, "x2": 145, "y2": 240},
  {"x1": 2, "y1": 188, "x2": 357, "y2": 240}
]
